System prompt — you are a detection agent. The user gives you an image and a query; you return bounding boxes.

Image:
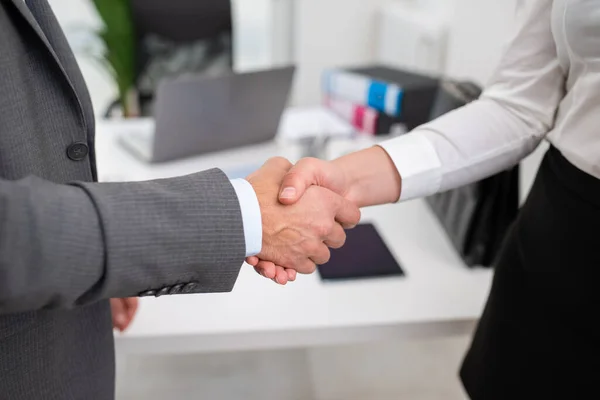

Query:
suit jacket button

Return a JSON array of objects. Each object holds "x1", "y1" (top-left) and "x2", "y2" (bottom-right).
[
  {"x1": 67, "y1": 142, "x2": 89, "y2": 161},
  {"x1": 139, "y1": 290, "x2": 156, "y2": 297},
  {"x1": 169, "y1": 284, "x2": 185, "y2": 295},
  {"x1": 182, "y1": 282, "x2": 198, "y2": 293},
  {"x1": 155, "y1": 287, "x2": 170, "y2": 297}
]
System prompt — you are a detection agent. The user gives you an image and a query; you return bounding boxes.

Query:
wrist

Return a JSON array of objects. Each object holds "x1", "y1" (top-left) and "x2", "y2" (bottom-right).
[
  {"x1": 230, "y1": 179, "x2": 263, "y2": 256},
  {"x1": 332, "y1": 146, "x2": 402, "y2": 207}
]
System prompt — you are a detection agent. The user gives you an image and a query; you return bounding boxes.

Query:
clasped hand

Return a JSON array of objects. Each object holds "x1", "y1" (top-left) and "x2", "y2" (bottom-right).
[{"x1": 246, "y1": 157, "x2": 357, "y2": 284}]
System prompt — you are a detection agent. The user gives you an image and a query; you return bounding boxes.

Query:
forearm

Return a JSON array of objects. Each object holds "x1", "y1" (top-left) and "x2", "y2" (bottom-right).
[
  {"x1": 336, "y1": 92, "x2": 558, "y2": 209},
  {"x1": 76, "y1": 169, "x2": 246, "y2": 300},
  {"x1": 0, "y1": 176, "x2": 106, "y2": 313},
  {"x1": 332, "y1": 146, "x2": 402, "y2": 208},
  {"x1": 0, "y1": 169, "x2": 245, "y2": 314}
]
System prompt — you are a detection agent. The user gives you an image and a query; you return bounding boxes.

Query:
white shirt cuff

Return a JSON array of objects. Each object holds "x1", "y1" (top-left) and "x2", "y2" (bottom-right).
[
  {"x1": 230, "y1": 179, "x2": 262, "y2": 256},
  {"x1": 378, "y1": 132, "x2": 443, "y2": 201}
]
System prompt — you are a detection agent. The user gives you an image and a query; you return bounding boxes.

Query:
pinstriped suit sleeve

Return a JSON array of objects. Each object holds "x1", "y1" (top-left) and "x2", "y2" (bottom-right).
[{"x1": 0, "y1": 168, "x2": 246, "y2": 314}]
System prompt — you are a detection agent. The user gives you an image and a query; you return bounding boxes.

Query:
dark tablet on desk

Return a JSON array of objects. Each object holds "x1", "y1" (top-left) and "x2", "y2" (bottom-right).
[{"x1": 317, "y1": 223, "x2": 405, "y2": 281}]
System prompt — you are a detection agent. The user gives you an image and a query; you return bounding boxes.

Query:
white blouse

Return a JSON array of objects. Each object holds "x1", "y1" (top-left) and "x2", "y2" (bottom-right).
[{"x1": 380, "y1": 0, "x2": 600, "y2": 201}]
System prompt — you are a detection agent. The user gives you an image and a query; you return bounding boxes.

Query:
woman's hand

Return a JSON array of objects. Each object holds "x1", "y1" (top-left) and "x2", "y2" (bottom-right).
[
  {"x1": 277, "y1": 146, "x2": 402, "y2": 208},
  {"x1": 248, "y1": 146, "x2": 401, "y2": 284}
]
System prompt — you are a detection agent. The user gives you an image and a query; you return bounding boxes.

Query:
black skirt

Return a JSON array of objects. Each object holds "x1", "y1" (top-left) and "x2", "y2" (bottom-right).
[{"x1": 460, "y1": 146, "x2": 600, "y2": 399}]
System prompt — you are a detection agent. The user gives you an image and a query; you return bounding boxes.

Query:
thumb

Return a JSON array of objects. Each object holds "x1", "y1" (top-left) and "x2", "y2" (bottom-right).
[{"x1": 278, "y1": 158, "x2": 347, "y2": 205}]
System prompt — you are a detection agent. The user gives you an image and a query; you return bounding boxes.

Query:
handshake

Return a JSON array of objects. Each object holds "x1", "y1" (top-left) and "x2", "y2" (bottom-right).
[{"x1": 243, "y1": 146, "x2": 402, "y2": 285}]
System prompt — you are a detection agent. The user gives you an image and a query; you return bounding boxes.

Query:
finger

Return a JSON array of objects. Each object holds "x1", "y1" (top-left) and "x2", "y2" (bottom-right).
[
  {"x1": 309, "y1": 242, "x2": 331, "y2": 266},
  {"x1": 125, "y1": 298, "x2": 138, "y2": 321},
  {"x1": 246, "y1": 256, "x2": 259, "y2": 266},
  {"x1": 275, "y1": 266, "x2": 289, "y2": 285},
  {"x1": 279, "y1": 158, "x2": 347, "y2": 205},
  {"x1": 295, "y1": 258, "x2": 317, "y2": 275},
  {"x1": 255, "y1": 260, "x2": 277, "y2": 279},
  {"x1": 334, "y1": 195, "x2": 362, "y2": 229},
  {"x1": 323, "y1": 223, "x2": 347, "y2": 249},
  {"x1": 119, "y1": 298, "x2": 138, "y2": 331},
  {"x1": 254, "y1": 266, "x2": 265, "y2": 277},
  {"x1": 286, "y1": 268, "x2": 297, "y2": 282},
  {"x1": 110, "y1": 299, "x2": 127, "y2": 331}
]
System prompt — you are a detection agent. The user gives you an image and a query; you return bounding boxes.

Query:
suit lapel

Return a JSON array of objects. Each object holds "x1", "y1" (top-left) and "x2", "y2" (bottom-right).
[
  {"x1": 7, "y1": 0, "x2": 98, "y2": 179},
  {"x1": 24, "y1": 0, "x2": 95, "y2": 131},
  {"x1": 8, "y1": 0, "x2": 66, "y2": 78}
]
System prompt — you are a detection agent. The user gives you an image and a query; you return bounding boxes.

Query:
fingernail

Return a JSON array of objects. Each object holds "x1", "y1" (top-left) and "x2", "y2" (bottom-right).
[
  {"x1": 116, "y1": 315, "x2": 126, "y2": 325},
  {"x1": 280, "y1": 187, "x2": 296, "y2": 199}
]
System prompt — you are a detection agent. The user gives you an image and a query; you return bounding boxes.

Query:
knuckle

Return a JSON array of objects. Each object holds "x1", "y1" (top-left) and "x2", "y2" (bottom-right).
[
  {"x1": 323, "y1": 192, "x2": 339, "y2": 209},
  {"x1": 299, "y1": 240, "x2": 311, "y2": 255},
  {"x1": 267, "y1": 156, "x2": 292, "y2": 170},
  {"x1": 315, "y1": 220, "x2": 333, "y2": 237},
  {"x1": 339, "y1": 232, "x2": 347, "y2": 246},
  {"x1": 301, "y1": 239, "x2": 319, "y2": 255},
  {"x1": 310, "y1": 240, "x2": 324, "y2": 255},
  {"x1": 283, "y1": 170, "x2": 303, "y2": 184},
  {"x1": 298, "y1": 157, "x2": 319, "y2": 169},
  {"x1": 304, "y1": 262, "x2": 317, "y2": 274},
  {"x1": 285, "y1": 254, "x2": 299, "y2": 269},
  {"x1": 331, "y1": 233, "x2": 347, "y2": 249},
  {"x1": 273, "y1": 252, "x2": 294, "y2": 270},
  {"x1": 320, "y1": 249, "x2": 331, "y2": 264},
  {"x1": 286, "y1": 158, "x2": 321, "y2": 183},
  {"x1": 355, "y1": 208, "x2": 362, "y2": 223},
  {"x1": 350, "y1": 204, "x2": 362, "y2": 221}
]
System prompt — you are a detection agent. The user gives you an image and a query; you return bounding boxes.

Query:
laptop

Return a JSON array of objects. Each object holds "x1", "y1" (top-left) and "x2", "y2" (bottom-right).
[{"x1": 119, "y1": 65, "x2": 295, "y2": 163}]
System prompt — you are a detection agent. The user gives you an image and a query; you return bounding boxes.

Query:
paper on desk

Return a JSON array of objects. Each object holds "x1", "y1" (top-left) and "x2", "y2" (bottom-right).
[{"x1": 277, "y1": 107, "x2": 356, "y2": 141}]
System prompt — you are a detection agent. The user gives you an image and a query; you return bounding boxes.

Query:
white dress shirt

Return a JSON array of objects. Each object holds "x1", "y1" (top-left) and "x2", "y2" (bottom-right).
[
  {"x1": 380, "y1": 0, "x2": 600, "y2": 201},
  {"x1": 230, "y1": 179, "x2": 262, "y2": 256}
]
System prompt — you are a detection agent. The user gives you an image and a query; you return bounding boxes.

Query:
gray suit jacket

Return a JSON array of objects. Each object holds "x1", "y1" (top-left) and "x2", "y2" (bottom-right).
[{"x1": 0, "y1": 1, "x2": 246, "y2": 398}]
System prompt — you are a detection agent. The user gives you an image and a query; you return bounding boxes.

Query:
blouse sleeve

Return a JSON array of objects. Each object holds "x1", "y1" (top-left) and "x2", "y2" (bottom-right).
[{"x1": 379, "y1": 0, "x2": 565, "y2": 201}]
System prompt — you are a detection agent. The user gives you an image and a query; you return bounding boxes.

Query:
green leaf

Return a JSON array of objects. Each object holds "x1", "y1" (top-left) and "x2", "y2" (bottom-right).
[{"x1": 89, "y1": 0, "x2": 137, "y2": 113}]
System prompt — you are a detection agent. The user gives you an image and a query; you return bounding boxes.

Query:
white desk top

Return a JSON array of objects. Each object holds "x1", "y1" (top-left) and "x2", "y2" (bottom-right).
[{"x1": 96, "y1": 107, "x2": 542, "y2": 355}]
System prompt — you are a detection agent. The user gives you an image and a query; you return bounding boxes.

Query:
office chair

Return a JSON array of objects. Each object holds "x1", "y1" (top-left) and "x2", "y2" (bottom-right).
[{"x1": 104, "y1": 0, "x2": 233, "y2": 117}]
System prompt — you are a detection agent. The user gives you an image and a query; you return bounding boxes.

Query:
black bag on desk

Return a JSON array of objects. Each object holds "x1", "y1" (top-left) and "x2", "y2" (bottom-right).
[{"x1": 425, "y1": 80, "x2": 520, "y2": 267}]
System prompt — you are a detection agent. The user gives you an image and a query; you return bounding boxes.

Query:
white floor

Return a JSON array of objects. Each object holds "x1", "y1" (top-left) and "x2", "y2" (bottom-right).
[{"x1": 116, "y1": 335, "x2": 471, "y2": 400}]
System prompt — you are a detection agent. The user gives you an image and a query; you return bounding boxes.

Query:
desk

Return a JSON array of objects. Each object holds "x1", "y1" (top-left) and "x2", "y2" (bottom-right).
[
  {"x1": 96, "y1": 107, "x2": 542, "y2": 355},
  {"x1": 95, "y1": 107, "x2": 357, "y2": 183}
]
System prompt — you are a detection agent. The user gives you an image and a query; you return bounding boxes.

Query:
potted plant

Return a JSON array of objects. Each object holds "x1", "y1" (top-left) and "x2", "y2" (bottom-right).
[{"x1": 86, "y1": 0, "x2": 138, "y2": 117}]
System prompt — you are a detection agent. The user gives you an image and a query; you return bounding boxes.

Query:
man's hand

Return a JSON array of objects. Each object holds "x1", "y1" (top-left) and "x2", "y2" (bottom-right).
[
  {"x1": 246, "y1": 157, "x2": 361, "y2": 281},
  {"x1": 110, "y1": 297, "x2": 138, "y2": 333},
  {"x1": 247, "y1": 148, "x2": 402, "y2": 283}
]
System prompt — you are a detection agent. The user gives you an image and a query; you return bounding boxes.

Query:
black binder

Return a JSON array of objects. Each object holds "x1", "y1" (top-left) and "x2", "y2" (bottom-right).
[{"x1": 348, "y1": 65, "x2": 440, "y2": 130}]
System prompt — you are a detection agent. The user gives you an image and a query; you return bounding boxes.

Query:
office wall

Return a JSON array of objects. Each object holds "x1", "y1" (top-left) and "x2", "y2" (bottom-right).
[
  {"x1": 291, "y1": 0, "x2": 521, "y2": 105},
  {"x1": 290, "y1": 0, "x2": 394, "y2": 105},
  {"x1": 49, "y1": 0, "x2": 521, "y2": 110},
  {"x1": 440, "y1": 0, "x2": 520, "y2": 85}
]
